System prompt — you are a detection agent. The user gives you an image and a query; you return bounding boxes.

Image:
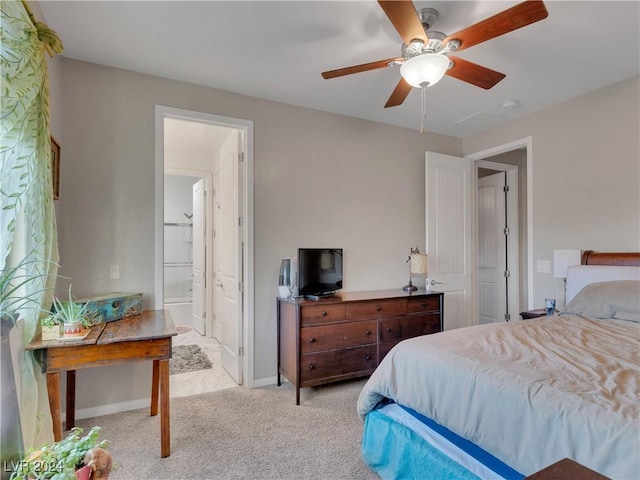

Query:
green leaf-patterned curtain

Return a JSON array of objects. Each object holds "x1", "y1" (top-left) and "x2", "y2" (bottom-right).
[{"x1": 1, "y1": 0, "x2": 63, "y2": 448}]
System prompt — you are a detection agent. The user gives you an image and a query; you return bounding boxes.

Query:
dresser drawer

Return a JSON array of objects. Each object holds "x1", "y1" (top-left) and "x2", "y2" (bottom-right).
[
  {"x1": 408, "y1": 295, "x2": 441, "y2": 314},
  {"x1": 346, "y1": 298, "x2": 407, "y2": 320},
  {"x1": 300, "y1": 304, "x2": 346, "y2": 326},
  {"x1": 300, "y1": 346, "x2": 377, "y2": 385},
  {"x1": 379, "y1": 313, "x2": 441, "y2": 342},
  {"x1": 300, "y1": 320, "x2": 377, "y2": 354}
]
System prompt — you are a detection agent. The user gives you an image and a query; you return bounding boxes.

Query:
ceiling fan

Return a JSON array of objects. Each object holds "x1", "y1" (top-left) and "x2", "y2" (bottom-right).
[{"x1": 321, "y1": 0, "x2": 549, "y2": 108}]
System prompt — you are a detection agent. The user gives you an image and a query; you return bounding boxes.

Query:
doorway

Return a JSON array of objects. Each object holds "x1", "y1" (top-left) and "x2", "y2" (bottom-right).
[
  {"x1": 476, "y1": 161, "x2": 520, "y2": 323},
  {"x1": 163, "y1": 173, "x2": 202, "y2": 332},
  {"x1": 425, "y1": 138, "x2": 531, "y2": 329},
  {"x1": 154, "y1": 105, "x2": 255, "y2": 388},
  {"x1": 468, "y1": 138, "x2": 532, "y2": 312}
]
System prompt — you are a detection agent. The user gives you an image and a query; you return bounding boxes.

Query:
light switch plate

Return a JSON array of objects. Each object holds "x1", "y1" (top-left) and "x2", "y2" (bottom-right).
[
  {"x1": 109, "y1": 265, "x2": 120, "y2": 280},
  {"x1": 536, "y1": 260, "x2": 551, "y2": 274}
]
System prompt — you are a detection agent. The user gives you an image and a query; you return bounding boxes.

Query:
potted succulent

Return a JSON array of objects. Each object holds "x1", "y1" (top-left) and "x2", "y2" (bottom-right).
[
  {"x1": 52, "y1": 287, "x2": 94, "y2": 337},
  {"x1": 10, "y1": 426, "x2": 112, "y2": 480},
  {"x1": 40, "y1": 314, "x2": 60, "y2": 341}
]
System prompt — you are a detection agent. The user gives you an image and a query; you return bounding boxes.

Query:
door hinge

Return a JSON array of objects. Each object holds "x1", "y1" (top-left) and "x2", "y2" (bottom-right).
[
  {"x1": 239, "y1": 346, "x2": 244, "y2": 356},
  {"x1": 239, "y1": 152, "x2": 245, "y2": 162},
  {"x1": 239, "y1": 281, "x2": 244, "y2": 292},
  {"x1": 504, "y1": 270, "x2": 511, "y2": 278},
  {"x1": 503, "y1": 227, "x2": 510, "y2": 236},
  {"x1": 238, "y1": 216, "x2": 243, "y2": 227},
  {"x1": 503, "y1": 185, "x2": 510, "y2": 193},
  {"x1": 504, "y1": 313, "x2": 511, "y2": 321}
]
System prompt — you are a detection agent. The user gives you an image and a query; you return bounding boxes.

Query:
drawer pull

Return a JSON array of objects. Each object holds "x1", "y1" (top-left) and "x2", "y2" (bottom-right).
[
  {"x1": 365, "y1": 330, "x2": 371, "y2": 335},
  {"x1": 309, "y1": 337, "x2": 316, "y2": 343},
  {"x1": 421, "y1": 302, "x2": 427, "y2": 307},
  {"x1": 376, "y1": 306, "x2": 381, "y2": 311},
  {"x1": 321, "y1": 311, "x2": 327, "y2": 316},
  {"x1": 386, "y1": 327, "x2": 391, "y2": 332},
  {"x1": 112, "y1": 300, "x2": 121, "y2": 309},
  {"x1": 309, "y1": 363, "x2": 315, "y2": 370},
  {"x1": 365, "y1": 354, "x2": 371, "y2": 360}
]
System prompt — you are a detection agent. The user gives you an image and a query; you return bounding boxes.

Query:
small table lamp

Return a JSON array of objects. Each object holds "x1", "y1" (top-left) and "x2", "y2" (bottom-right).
[
  {"x1": 553, "y1": 249, "x2": 581, "y2": 305},
  {"x1": 403, "y1": 248, "x2": 428, "y2": 292}
]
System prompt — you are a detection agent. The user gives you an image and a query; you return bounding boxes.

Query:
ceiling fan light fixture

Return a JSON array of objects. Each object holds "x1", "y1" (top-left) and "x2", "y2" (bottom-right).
[{"x1": 400, "y1": 53, "x2": 449, "y2": 88}]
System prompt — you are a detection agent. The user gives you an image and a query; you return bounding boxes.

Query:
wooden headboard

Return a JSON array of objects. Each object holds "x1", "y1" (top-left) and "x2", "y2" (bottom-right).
[{"x1": 581, "y1": 250, "x2": 640, "y2": 266}]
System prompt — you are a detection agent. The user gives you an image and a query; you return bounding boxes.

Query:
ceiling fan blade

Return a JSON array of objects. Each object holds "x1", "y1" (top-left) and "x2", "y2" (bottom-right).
[
  {"x1": 378, "y1": 0, "x2": 428, "y2": 46},
  {"x1": 443, "y1": 1, "x2": 549, "y2": 52},
  {"x1": 322, "y1": 57, "x2": 401, "y2": 79},
  {"x1": 446, "y1": 56, "x2": 506, "y2": 90},
  {"x1": 384, "y1": 78, "x2": 413, "y2": 108}
]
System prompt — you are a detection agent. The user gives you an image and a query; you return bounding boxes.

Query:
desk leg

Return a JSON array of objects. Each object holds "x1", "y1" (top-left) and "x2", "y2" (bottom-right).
[
  {"x1": 46, "y1": 372, "x2": 62, "y2": 441},
  {"x1": 150, "y1": 359, "x2": 159, "y2": 417},
  {"x1": 159, "y1": 359, "x2": 170, "y2": 457},
  {"x1": 66, "y1": 370, "x2": 76, "y2": 430}
]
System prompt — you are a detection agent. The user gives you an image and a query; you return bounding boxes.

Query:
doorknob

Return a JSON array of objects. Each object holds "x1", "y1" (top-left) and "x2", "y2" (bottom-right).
[
  {"x1": 216, "y1": 280, "x2": 223, "y2": 288},
  {"x1": 430, "y1": 279, "x2": 444, "y2": 285}
]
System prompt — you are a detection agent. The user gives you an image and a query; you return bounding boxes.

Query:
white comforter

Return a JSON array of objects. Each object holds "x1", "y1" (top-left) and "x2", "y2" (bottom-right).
[{"x1": 357, "y1": 314, "x2": 639, "y2": 479}]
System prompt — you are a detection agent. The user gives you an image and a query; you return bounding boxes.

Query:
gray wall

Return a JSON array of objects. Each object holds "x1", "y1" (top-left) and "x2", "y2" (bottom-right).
[
  {"x1": 57, "y1": 58, "x2": 461, "y2": 410},
  {"x1": 463, "y1": 75, "x2": 640, "y2": 307}
]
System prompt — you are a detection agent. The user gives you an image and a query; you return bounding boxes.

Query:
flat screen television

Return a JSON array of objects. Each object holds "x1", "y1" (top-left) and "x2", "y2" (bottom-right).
[{"x1": 297, "y1": 248, "x2": 343, "y2": 299}]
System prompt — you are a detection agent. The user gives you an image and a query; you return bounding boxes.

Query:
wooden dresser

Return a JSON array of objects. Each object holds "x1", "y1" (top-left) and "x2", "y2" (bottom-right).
[{"x1": 277, "y1": 289, "x2": 443, "y2": 404}]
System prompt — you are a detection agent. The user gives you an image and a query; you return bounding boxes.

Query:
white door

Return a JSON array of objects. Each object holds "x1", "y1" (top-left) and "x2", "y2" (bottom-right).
[
  {"x1": 425, "y1": 152, "x2": 474, "y2": 330},
  {"x1": 477, "y1": 172, "x2": 507, "y2": 324},
  {"x1": 191, "y1": 179, "x2": 207, "y2": 335},
  {"x1": 216, "y1": 132, "x2": 243, "y2": 384}
]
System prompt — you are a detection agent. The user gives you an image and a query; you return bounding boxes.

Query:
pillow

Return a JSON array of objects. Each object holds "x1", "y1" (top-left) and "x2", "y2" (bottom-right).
[{"x1": 562, "y1": 280, "x2": 640, "y2": 320}]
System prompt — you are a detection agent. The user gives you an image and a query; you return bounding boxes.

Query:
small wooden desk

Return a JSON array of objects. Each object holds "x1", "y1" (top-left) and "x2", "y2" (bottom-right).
[{"x1": 27, "y1": 310, "x2": 176, "y2": 457}]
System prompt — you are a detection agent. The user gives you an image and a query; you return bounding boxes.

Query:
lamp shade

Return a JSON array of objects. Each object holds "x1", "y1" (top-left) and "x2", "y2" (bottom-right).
[
  {"x1": 553, "y1": 249, "x2": 581, "y2": 278},
  {"x1": 410, "y1": 253, "x2": 428, "y2": 275},
  {"x1": 400, "y1": 53, "x2": 449, "y2": 88}
]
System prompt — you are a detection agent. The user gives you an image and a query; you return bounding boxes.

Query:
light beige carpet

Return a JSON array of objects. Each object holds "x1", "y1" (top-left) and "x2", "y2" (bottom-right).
[{"x1": 75, "y1": 378, "x2": 379, "y2": 480}]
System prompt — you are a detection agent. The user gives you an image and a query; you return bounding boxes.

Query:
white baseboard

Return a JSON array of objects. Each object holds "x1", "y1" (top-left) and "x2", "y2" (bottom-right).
[
  {"x1": 68, "y1": 378, "x2": 281, "y2": 420},
  {"x1": 253, "y1": 376, "x2": 278, "y2": 388},
  {"x1": 66, "y1": 398, "x2": 151, "y2": 421}
]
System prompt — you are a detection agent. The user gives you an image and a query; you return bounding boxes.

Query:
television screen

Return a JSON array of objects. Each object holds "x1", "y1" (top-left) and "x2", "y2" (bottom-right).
[{"x1": 297, "y1": 248, "x2": 343, "y2": 298}]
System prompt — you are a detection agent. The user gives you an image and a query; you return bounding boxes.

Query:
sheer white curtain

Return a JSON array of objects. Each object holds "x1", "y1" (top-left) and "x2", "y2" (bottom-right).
[{"x1": 1, "y1": 0, "x2": 63, "y2": 448}]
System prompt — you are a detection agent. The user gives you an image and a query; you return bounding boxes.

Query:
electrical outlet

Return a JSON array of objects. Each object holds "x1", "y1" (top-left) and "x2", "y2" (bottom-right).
[
  {"x1": 109, "y1": 265, "x2": 120, "y2": 280},
  {"x1": 536, "y1": 260, "x2": 551, "y2": 274}
]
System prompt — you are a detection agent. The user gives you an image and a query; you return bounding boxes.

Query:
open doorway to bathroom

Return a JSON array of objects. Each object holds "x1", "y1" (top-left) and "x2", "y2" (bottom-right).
[
  {"x1": 155, "y1": 105, "x2": 255, "y2": 390},
  {"x1": 163, "y1": 173, "x2": 200, "y2": 332}
]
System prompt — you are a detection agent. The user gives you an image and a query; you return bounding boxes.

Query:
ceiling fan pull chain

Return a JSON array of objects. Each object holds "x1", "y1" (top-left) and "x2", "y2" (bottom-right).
[{"x1": 420, "y1": 84, "x2": 428, "y2": 134}]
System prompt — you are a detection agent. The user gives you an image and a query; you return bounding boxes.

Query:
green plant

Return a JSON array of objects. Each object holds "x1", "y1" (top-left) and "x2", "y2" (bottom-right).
[
  {"x1": 51, "y1": 286, "x2": 92, "y2": 328},
  {"x1": 0, "y1": 256, "x2": 55, "y2": 322},
  {"x1": 10, "y1": 426, "x2": 109, "y2": 480},
  {"x1": 41, "y1": 314, "x2": 59, "y2": 328}
]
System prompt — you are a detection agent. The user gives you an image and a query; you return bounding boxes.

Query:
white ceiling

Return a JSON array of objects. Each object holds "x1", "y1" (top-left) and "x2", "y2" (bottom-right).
[{"x1": 39, "y1": 1, "x2": 639, "y2": 138}]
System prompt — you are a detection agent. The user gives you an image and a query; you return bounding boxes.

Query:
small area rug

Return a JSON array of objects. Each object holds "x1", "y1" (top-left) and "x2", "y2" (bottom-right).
[{"x1": 170, "y1": 344, "x2": 212, "y2": 375}]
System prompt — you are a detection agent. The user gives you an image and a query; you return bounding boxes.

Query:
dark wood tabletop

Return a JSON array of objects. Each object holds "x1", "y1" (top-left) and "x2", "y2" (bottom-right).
[{"x1": 27, "y1": 309, "x2": 176, "y2": 350}]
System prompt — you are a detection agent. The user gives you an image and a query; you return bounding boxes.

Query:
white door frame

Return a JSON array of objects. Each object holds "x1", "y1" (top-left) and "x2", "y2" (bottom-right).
[
  {"x1": 466, "y1": 137, "x2": 534, "y2": 309},
  {"x1": 154, "y1": 105, "x2": 255, "y2": 387}
]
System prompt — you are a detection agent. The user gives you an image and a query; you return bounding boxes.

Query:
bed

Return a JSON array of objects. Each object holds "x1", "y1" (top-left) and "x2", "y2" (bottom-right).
[{"x1": 357, "y1": 252, "x2": 640, "y2": 479}]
